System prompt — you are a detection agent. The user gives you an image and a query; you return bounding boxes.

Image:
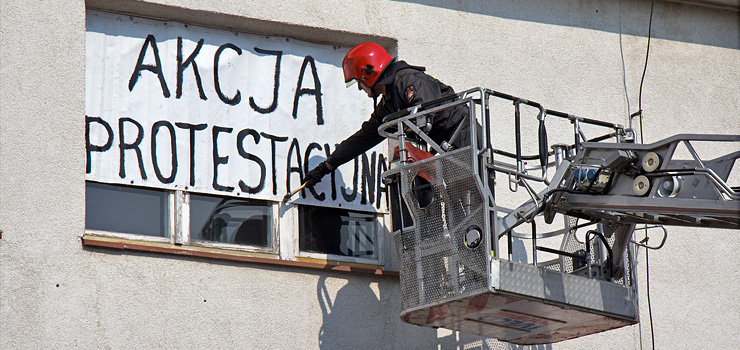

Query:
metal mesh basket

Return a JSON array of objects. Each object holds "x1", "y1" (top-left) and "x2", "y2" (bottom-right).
[{"x1": 393, "y1": 147, "x2": 489, "y2": 311}]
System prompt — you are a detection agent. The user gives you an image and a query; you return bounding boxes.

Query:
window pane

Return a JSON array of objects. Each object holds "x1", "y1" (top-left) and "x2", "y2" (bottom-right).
[
  {"x1": 299, "y1": 206, "x2": 378, "y2": 259},
  {"x1": 85, "y1": 181, "x2": 168, "y2": 237},
  {"x1": 190, "y1": 194, "x2": 272, "y2": 247}
]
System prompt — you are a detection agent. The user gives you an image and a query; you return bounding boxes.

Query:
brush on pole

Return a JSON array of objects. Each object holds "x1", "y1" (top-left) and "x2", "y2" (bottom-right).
[{"x1": 282, "y1": 182, "x2": 307, "y2": 204}]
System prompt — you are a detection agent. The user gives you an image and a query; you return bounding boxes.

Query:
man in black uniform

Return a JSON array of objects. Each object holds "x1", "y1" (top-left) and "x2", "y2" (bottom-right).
[
  {"x1": 304, "y1": 42, "x2": 471, "y2": 188},
  {"x1": 303, "y1": 44, "x2": 482, "y2": 292}
]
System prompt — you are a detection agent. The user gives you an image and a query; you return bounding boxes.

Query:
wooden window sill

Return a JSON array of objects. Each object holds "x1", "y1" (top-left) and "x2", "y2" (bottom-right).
[{"x1": 81, "y1": 234, "x2": 399, "y2": 277}]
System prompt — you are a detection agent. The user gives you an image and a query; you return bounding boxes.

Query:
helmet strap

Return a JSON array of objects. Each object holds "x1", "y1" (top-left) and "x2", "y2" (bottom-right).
[{"x1": 371, "y1": 85, "x2": 383, "y2": 99}]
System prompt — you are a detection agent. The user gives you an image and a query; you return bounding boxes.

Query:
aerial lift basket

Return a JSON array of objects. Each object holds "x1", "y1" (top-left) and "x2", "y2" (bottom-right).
[
  {"x1": 379, "y1": 88, "x2": 738, "y2": 344},
  {"x1": 385, "y1": 146, "x2": 637, "y2": 344}
]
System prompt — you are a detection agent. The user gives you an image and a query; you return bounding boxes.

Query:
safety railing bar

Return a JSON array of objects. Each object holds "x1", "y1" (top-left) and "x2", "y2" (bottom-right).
[
  {"x1": 514, "y1": 100, "x2": 525, "y2": 179},
  {"x1": 577, "y1": 125, "x2": 589, "y2": 145},
  {"x1": 490, "y1": 129, "x2": 620, "y2": 162},
  {"x1": 383, "y1": 88, "x2": 481, "y2": 124},
  {"x1": 631, "y1": 224, "x2": 668, "y2": 250},
  {"x1": 446, "y1": 104, "x2": 474, "y2": 150},
  {"x1": 483, "y1": 88, "x2": 622, "y2": 129},
  {"x1": 380, "y1": 95, "x2": 474, "y2": 127},
  {"x1": 580, "y1": 134, "x2": 740, "y2": 150},
  {"x1": 384, "y1": 88, "x2": 629, "y2": 175},
  {"x1": 519, "y1": 178, "x2": 541, "y2": 222},
  {"x1": 401, "y1": 118, "x2": 446, "y2": 154},
  {"x1": 378, "y1": 97, "x2": 474, "y2": 139},
  {"x1": 536, "y1": 246, "x2": 587, "y2": 260},
  {"x1": 508, "y1": 227, "x2": 571, "y2": 239},
  {"x1": 490, "y1": 163, "x2": 548, "y2": 183}
]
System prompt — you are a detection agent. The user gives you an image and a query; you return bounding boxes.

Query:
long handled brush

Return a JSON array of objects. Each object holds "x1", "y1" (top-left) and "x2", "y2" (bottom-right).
[{"x1": 281, "y1": 182, "x2": 307, "y2": 204}]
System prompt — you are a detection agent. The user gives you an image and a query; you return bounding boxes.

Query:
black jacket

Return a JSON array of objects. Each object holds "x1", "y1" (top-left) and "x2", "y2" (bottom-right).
[{"x1": 325, "y1": 61, "x2": 467, "y2": 169}]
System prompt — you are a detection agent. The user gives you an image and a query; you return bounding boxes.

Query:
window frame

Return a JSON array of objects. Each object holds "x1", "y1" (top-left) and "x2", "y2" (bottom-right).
[
  {"x1": 175, "y1": 190, "x2": 280, "y2": 255},
  {"x1": 296, "y1": 204, "x2": 386, "y2": 266},
  {"x1": 84, "y1": 181, "x2": 175, "y2": 244},
  {"x1": 84, "y1": 180, "x2": 389, "y2": 270}
]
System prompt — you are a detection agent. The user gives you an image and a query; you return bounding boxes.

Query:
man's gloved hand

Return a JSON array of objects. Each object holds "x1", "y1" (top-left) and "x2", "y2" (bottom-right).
[{"x1": 305, "y1": 162, "x2": 331, "y2": 188}]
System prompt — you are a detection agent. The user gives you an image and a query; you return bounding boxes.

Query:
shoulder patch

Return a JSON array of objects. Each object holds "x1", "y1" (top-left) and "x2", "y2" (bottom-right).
[{"x1": 405, "y1": 85, "x2": 417, "y2": 104}]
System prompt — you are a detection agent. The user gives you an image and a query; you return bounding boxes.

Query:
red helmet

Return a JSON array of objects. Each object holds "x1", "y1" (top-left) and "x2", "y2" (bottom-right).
[{"x1": 342, "y1": 43, "x2": 393, "y2": 88}]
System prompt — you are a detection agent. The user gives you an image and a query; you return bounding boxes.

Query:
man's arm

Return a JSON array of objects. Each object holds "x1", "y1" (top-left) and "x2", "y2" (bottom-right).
[
  {"x1": 325, "y1": 117, "x2": 384, "y2": 169},
  {"x1": 305, "y1": 117, "x2": 384, "y2": 188}
]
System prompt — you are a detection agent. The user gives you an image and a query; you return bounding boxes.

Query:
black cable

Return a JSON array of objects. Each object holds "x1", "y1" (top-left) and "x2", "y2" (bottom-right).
[
  {"x1": 637, "y1": 2, "x2": 656, "y2": 347},
  {"x1": 637, "y1": 0, "x2": 655, "y2": 144}
]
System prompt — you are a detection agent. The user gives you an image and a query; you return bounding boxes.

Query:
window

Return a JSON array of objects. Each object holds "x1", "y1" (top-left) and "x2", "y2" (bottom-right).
[
  {"x1": 190, "y1": 194, "x2": 272, "y2": 247},
  {"x1": 85, "y1": 181, "x2": 274, "y2": 252},
  {"x1": 84, "y1": 181, "x2": 387, "y2": 269},
  {"x1": 299, "y1": 205, "x2": 379, "y2": 260},
  {"x1": 86, "y1": 181, "x2": 168, "y2": 238}
]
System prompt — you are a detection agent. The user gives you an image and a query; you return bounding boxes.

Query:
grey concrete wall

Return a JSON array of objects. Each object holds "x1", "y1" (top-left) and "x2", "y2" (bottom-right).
[{"x1": 1, "y1": 0, "x2": 738, "y2": 349}]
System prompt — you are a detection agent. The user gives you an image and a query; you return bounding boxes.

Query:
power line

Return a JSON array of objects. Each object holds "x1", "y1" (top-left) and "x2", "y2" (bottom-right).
[
  {"x1": 635, "y1": 0, "x2": 655, "y2": 144},
  {"x1": 632, "y1": 1, "x2": 657, "y2": 348}
]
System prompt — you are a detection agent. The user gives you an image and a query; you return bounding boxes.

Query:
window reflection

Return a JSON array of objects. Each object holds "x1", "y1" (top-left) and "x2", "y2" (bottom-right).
[
  {"x1": 299, "y1": 206, "x2": 378, "y2": 259},
  {"x1": 85, "y1": 181, "x2": 168, "y2": 237},
  {"x1": 190, "y1": 194, "x2": 272, "y2": 247}
]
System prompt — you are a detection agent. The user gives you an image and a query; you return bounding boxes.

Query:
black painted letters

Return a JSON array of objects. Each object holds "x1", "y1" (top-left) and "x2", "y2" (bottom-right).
[
  {"x1": 213, "y1": 43, "x2": 242, "y2": 105},
  {"x1": 151, "y1": 121, "x2": 178, "y2": 183},
  {"x1": 236, "y1": 128, "x2": 266, "y2": 194},
  {"x1": 212, "y1": 126, "x2": 234, "y2": 192},
  {"x1": 129, "y1": 34, "x2": 170, "y2": 98},
  {"x1": 250, "y1": 47, "x2": 282, "y2": 114},
  {"x1": 177, "y1": 37, "x2": 207, "y2": 100},
  {"x1": 119, "y1": 117, "x2": 147, "y2": 179},
  {"x1": 175, "y1": 122, "x2": 208, "y2": 186},
  {"x1": 292, "y1": 56, "x2": 324, "y2": 125},
  {"x1": 86, "y1": 116, "x2": 114, "y2": 174}
]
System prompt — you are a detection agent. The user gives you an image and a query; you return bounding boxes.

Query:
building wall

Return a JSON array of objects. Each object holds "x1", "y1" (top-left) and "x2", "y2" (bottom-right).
[{"x1": 1, "y1": 0, "x2": 738, "y2": 349}]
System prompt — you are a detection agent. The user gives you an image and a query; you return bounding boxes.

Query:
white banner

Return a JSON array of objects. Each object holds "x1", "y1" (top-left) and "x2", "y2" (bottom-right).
[{"x1": 85, "y1": 11, "x2": 388, "y2": 212}]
